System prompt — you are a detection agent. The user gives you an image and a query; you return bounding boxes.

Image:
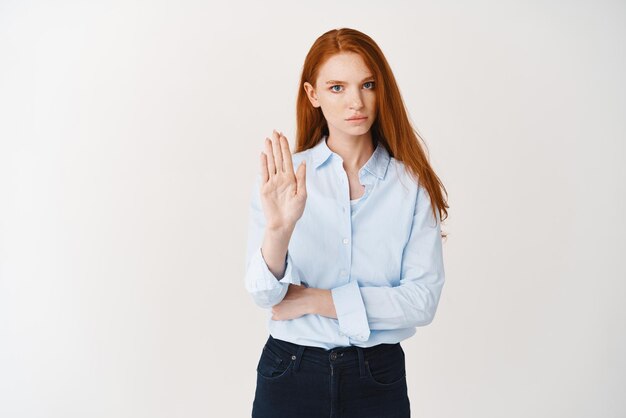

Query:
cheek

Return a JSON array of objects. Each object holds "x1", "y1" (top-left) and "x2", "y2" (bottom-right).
[{"x1": 319, "y1": 98, "x2": 342, "y2": 118}]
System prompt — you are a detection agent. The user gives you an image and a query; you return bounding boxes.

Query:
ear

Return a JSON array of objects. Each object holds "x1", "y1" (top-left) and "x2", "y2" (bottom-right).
[{"x1": 303, "y1": 82, "x2": 320, "y2": 108}]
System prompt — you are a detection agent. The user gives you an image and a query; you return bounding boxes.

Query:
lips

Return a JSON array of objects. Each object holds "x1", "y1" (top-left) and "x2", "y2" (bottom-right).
[{"x1": 346, "y1": 115, "x2": 367, "y2": 121}]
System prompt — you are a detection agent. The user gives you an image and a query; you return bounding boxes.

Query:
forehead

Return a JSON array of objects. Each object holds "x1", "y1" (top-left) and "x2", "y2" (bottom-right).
[{"x1": 316, "y1": 52, "x2": 372, "y2": 83}]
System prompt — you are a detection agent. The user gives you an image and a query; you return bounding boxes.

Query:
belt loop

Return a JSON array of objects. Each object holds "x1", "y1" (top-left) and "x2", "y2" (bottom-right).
[
  {"x1": 293, "y1": 345, "x2": 305, "y2": 373},
  {"x1": 355, "y1": 346, "x2": 366, "y2": 378}
]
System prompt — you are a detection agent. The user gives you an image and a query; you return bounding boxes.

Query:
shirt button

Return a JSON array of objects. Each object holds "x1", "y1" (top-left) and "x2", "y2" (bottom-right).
[
  {"x1": 342, "y1": 238, "x2": 349, "y2": 244},
  {"x1": 340, "y1": 270, "x2": 347, "y2": 277}
]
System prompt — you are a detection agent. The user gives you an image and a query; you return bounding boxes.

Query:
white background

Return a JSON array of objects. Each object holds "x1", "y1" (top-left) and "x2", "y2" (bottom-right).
[{"x1": 1, "y1": 1, "x2": 625, "y2": 417}]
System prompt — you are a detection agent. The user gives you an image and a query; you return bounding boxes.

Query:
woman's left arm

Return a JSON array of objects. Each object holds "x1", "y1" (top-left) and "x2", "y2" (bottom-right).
[{"x1": 269, "y1": 285, "x2": 336, "y2": 321}]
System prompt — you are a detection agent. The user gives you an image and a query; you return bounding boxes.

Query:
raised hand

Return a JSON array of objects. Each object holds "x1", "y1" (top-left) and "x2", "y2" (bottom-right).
[{"x1": 259, "y1": 130, "x2": 307, "y2": 231}]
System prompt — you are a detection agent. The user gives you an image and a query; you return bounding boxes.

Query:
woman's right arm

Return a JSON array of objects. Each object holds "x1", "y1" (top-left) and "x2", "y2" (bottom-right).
[
  {"x1": 261, "y1": 225, "x2": 295, "y2": 280},
  {"x1": 244, "y1": 130, "x2": 307, "y2": 308}
]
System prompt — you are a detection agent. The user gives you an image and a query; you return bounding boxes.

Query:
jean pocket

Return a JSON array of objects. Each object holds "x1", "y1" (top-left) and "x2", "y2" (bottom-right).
[
  {"x1": 364, "y1": 346, "x2": 406, "y2": 387},
  {"x1": 256, "y1": 345, "x2": 293, "y2": 380}
]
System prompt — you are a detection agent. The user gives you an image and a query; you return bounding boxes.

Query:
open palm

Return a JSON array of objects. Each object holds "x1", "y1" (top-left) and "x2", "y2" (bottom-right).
[{"x1": 259, "y1": 130, "x2": 307, "y2": 230}]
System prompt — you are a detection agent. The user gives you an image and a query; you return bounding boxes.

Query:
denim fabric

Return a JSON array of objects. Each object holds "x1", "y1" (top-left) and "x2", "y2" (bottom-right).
[{"x1": 252, "y1": 334, "x2": 410, "y2": 418}]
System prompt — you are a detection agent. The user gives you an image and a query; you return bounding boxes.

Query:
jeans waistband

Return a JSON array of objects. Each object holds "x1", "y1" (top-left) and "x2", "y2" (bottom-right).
[{"x1": 265, "y1": 334, "x2": 401, "y2": 377}]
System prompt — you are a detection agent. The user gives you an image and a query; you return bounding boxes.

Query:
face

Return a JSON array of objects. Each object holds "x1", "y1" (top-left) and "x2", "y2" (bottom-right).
[{"x1": 304, "y1": 52, "x2": 377, "y2": 140}]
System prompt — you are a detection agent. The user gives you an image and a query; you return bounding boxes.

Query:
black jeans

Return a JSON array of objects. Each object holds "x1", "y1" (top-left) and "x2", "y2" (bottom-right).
[{"x1": 252, "y1": 334, "x2": 410, "y2": 418}]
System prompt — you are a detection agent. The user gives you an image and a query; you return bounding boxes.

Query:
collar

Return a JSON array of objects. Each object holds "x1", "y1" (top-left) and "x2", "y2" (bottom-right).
[{"x1": 310, "y1": 135, "x2": 391, "y2": 180}]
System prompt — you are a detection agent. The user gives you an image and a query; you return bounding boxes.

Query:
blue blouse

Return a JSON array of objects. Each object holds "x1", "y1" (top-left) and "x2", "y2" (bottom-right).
[{"x1": 244, "y1": 135, "x2": 446, "y2": 349}]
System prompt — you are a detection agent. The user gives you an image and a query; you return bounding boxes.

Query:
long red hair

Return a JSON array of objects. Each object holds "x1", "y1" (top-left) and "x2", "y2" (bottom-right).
[{"x1": 295, "y1": 28, "x2": 449, "y2": 238}]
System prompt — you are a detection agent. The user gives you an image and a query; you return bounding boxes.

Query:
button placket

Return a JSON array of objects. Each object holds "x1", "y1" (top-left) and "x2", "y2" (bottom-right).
[{"x1": 334, "y1": 157, "x2": 353, "y2": 289}]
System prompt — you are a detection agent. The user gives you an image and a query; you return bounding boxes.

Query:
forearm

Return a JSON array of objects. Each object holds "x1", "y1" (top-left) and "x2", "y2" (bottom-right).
[
  {"x1": 307, "y1": 288, "x2": 337, "y2": 319},
  {"x1": 261, "y1": 226, "x2": 295, "y2": 280}
]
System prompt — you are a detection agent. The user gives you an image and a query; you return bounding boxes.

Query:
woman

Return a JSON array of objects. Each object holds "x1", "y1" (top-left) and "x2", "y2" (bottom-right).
[{"x1": 245, "y1": 27, "x2": 448, "y2": 418}]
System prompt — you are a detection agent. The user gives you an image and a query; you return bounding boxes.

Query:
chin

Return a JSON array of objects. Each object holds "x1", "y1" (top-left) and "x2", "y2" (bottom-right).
[
  {"x1": 329, "y1": 122, "x2": 374, "y2": 138},
  {"x1": 347, "y1": 125, "x2": 374, "y2": 135}
]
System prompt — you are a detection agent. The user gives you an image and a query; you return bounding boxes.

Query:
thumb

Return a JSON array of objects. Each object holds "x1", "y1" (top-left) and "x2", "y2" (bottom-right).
[{"x1": 296, "y1": 161, "x2": 307, "y2": 196}]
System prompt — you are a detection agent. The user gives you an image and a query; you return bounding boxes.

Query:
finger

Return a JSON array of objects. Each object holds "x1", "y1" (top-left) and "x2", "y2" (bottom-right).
[
  {"x1": 264, "y1": 137, "x2": 276, "y2": 176},
  {"x1": 271, "y1": 130, "x2": 284, "y2": 172},
  {"x1": 296, "y1": 161, "x2": 307, "y2": 197},
  {"x1": 260, "y1": 152, "x2": 269, "y2": 183},
  {"x1": 280, "y1": 134, "x2": 295, "y2": 174}
]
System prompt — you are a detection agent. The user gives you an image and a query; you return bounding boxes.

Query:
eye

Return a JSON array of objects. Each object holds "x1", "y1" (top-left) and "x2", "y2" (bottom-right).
[
  {"x1": 330, "y1": 85, "x2": 343, "y2": 92},
  {"x1": 363, "y1": 81, "x2": 375, "y2": 89}
]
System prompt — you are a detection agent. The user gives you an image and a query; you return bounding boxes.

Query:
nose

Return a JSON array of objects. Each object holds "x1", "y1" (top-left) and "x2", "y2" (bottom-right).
[{"x1": 348, "y1": 90, "x2": 363, "y2": 109}]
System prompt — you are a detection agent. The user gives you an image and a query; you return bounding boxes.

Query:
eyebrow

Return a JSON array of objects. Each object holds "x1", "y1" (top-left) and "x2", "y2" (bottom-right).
[{"x1": 325, "y1": 76, "x2": 375, "y2": 85}]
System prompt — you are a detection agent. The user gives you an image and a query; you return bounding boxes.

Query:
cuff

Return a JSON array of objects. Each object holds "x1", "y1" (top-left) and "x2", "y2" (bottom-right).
[
  {"x1": 331, "y1": 280, "x2": 371, "y2": 342},
  {"x1": 245, "y1": 247, "x2": 301, "y2": 308}
]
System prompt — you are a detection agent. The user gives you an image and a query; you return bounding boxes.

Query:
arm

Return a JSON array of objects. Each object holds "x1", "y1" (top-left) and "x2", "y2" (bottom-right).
[
  {"x1": 244, "y1": 174, "x2": 301, "y2": 308},
  {"x1": 309, "y1": 185, "x2": 445, "y2": 341},
  {"x1": 244, "y1": 130, "x2": 307, "y2": 309}
]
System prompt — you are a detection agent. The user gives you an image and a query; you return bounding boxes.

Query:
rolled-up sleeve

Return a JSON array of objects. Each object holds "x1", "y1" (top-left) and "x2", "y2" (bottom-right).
[
  {"x1": 331, "y1": 185, "x2": 445, "y2": 338},
  {"x1": 244, "y1": 175, "x2": 301, "y2": 309}
]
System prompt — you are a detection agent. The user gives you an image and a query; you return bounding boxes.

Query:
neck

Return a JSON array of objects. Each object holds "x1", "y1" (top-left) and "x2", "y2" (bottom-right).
[{"x1": 326, "y1": 130, "x2": 375, "y2": 173}]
